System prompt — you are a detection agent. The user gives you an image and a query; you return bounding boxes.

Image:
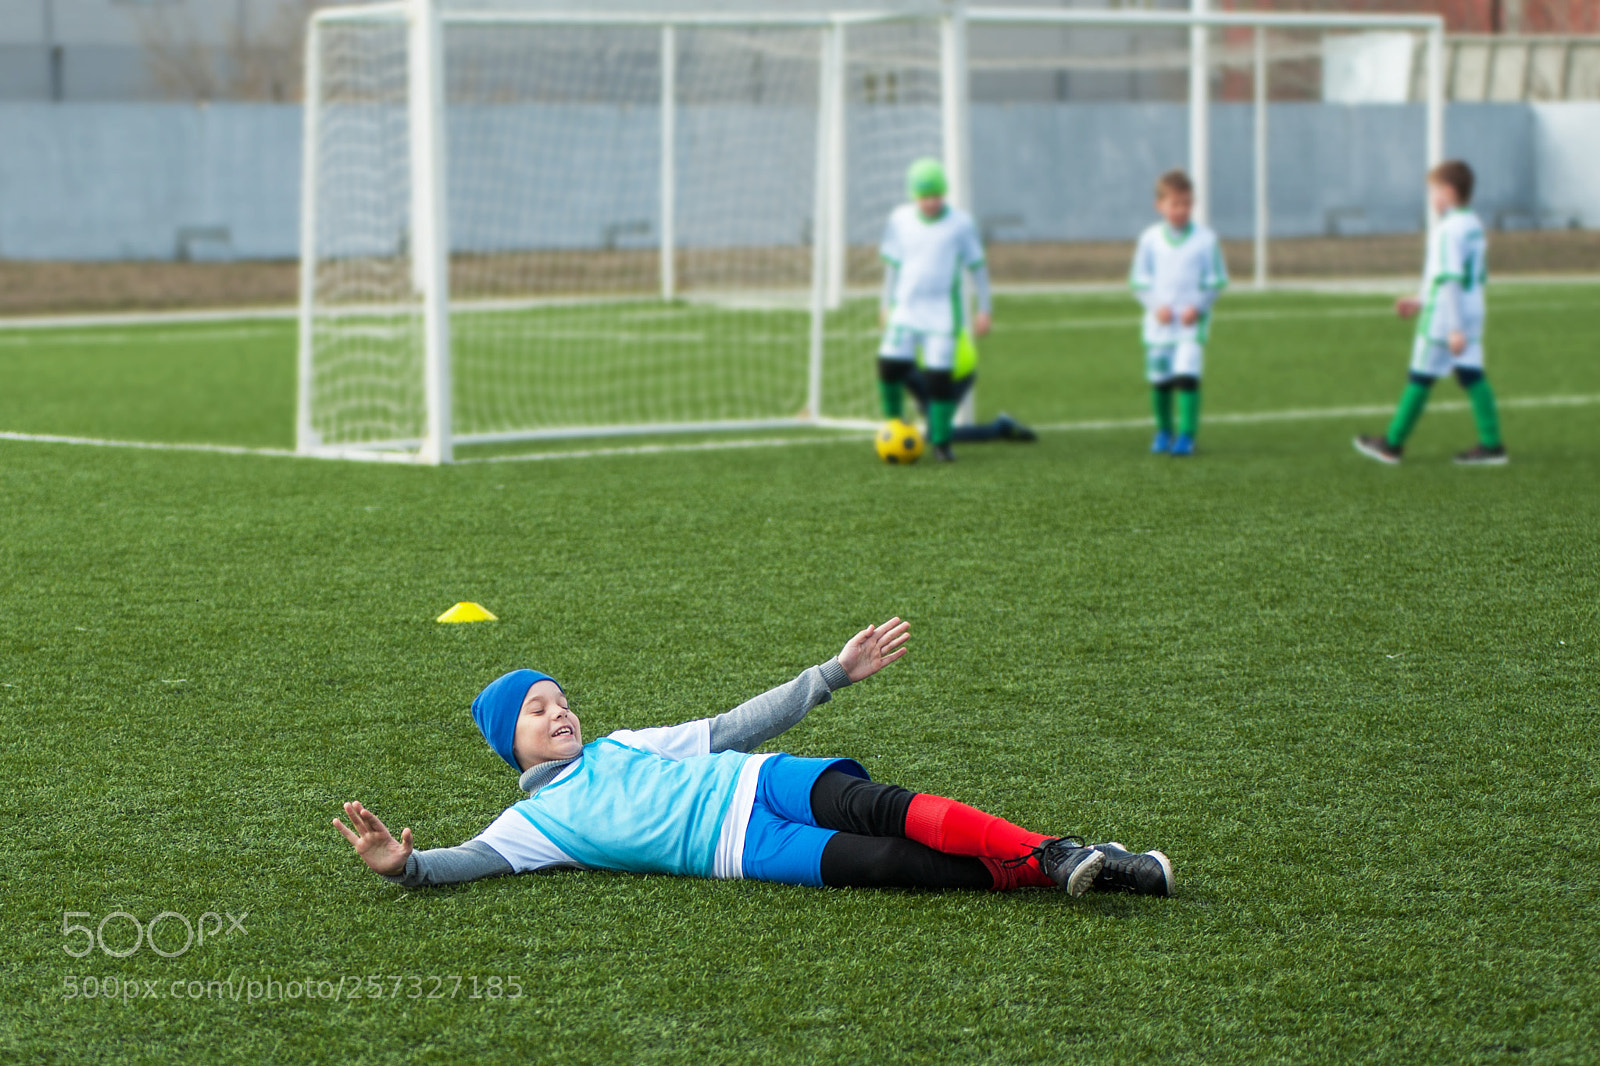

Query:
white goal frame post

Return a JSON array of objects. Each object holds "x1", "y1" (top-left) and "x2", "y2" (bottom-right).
[{"x1": 297, "y1": 1, "x2": 1446, "y2": 464}]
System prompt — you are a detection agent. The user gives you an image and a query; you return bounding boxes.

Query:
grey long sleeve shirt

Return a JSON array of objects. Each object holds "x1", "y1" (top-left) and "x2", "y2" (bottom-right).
[{"x1": 381, "y1": 659, "x2": 853, "y2": 888}]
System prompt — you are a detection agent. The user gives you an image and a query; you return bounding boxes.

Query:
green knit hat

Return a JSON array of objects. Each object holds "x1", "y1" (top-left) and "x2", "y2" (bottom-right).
[{"x1": 906, "y1": 157, "x2": 947, "y2": 199}]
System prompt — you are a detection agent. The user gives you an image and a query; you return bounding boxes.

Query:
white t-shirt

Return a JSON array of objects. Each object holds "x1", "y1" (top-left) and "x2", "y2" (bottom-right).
[
  {"x1": 1129, "y1": 222, "x2": 1228, "y2": 346},
  {"x1": 1418, "y1": 209, "x2": 1487, "y2": 342},
  {"x1": 474, "y1": 719, "x2": 735, "y2": 874},
  {"x1": 880, "y1": 203, "x2": 986, "y2": 335}
]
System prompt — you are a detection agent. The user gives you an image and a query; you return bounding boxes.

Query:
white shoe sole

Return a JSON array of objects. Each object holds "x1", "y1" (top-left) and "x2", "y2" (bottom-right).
[
  {"x1": 1066, "y1": 849, "x2": 1105, "y2": 897},
  {"x1": 1146, "y1": 850, "x2": 1175, "y2": 896},
  {"x1": 1454, "y1": 455, "x2": 1509, "y2": 466},
  {"x1": 1353, "y1": 437, "x2": 1401, "y2": 465}
]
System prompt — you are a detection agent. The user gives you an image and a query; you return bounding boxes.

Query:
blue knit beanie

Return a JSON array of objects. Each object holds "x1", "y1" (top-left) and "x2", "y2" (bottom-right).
[{"x1": 472, "y1": 669, "x2": 561, "y2": 772}]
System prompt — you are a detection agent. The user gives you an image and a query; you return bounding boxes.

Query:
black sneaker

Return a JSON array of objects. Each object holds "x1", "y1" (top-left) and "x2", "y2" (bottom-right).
[
  {"x1": 1454, "y1": 443, "x2": 1508, "y2": 466},
  {"x1": 1087, "y1": 842, "x2": 1174, "y2": 897},
  {"x1": 995, "y1": 413, "x2": 1038, "y2": 442},
  {"x1": 1009, "y1": 838, "x2": 1104, "y2": 897},
  {"x1": 932, "y1": 444, "x2": 956, "y2": 463},
  {"x1": 1353, "y1": 434, "x2": 1402, "y2": 465}
]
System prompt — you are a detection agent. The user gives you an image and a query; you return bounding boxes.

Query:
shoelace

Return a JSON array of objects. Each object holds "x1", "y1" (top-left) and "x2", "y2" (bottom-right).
[{"x1": 998, "y1": 835, "x2": 1085, "y2": 869}]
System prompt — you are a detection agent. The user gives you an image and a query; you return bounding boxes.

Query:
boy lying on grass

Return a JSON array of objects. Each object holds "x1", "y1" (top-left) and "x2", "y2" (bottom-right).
[{"x1": 335, "y1": 618, "x2": 1173, "y2": 897}]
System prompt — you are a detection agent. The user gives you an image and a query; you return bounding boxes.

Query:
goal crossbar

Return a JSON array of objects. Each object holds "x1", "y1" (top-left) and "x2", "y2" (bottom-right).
[
  {"x1": 311, "y1": 5, "x2": 934, "y2": 29},
  {"x1": 311, "y1": 6, "x2": 1442, "y2": 32}
]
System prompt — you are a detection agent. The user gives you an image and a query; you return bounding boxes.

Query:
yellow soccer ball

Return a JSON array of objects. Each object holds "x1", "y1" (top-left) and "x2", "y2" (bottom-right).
[{"x1": 875, "y1": 418, "x2": 925, "y2": 464}]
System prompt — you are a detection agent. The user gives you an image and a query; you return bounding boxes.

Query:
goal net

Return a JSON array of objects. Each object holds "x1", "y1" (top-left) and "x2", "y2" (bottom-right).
[
  {"x1": 298, "y1": 2, "x2": 1445, "y2": 463},
  {"x1": 299, "y1": 4, "x2": 944, "y2": 461}
]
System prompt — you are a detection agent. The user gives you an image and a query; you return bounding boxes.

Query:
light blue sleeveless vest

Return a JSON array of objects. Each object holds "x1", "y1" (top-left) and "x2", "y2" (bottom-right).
[{"x1": 512, "y1": 739, "x2": 751, "y2": 877}]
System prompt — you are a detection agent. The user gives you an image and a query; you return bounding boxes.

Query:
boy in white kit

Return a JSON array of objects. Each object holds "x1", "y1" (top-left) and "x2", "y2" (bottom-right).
[
  {"x1": 1129, "y1": 169, "x2": 1228, "y2": 457},
  {"x1": 877, "y1": 158, "x2": 992, "y2": 463},
  {"x1": 1355, "y1": 160, "x2": 1507, "y2": 466}
]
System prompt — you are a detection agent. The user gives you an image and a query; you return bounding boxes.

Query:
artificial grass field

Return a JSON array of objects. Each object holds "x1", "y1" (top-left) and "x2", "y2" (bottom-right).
[{"x1": 2, "y1": 283, "x2": 1598, "y2": 1064}]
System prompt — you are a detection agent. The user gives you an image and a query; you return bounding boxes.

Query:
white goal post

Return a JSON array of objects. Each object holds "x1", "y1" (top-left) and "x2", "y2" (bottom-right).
[{"x1": 297, "y1": 1, "x2": 1446, "y2": 464}]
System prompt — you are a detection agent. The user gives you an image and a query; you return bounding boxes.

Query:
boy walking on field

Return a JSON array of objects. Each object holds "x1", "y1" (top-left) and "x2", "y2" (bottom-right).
[
  {"x1": 1130, "y1": 169, "x2": 1228, "y2": 457},
  {"x1": 334, "y1": 617, "x2": 1174, "y2": 899},
  {"x1": 877, "y1": 158, "x2": 993, "y2": 463},
  {"x1": 1356, "y1": 160, "x2": 1507, "y2": 465}
]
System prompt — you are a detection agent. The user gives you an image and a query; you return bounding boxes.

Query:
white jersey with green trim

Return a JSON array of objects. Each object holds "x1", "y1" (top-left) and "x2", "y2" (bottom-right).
[
  {"x1": 1417, "y1": 208, "x2": 1487, "y2": 342},
  {"x1": 1128, "y1": 221, "x2": 1228, "y2": 346},
  {"x1": 880, "y1": 203, "x2": 985, "y2": 335}
]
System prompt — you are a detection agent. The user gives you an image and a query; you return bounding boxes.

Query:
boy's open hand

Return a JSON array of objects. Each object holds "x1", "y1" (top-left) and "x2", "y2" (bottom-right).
[
  {"x1": 333, "y1": 801, "x2": 412, "y2": 877},
  {"x1": 1179, "y1": 306, "x2": 1199, "y2": 327},
  {"x1": 1155, "y1": 306, "x2": 1174, "y2": 325},
  {"x1": 838, "y1": 617, "x2": 910, "y2": 683},
  {"x1": 973, "y1": 310, "x2": 992, "y2": 338},
  {"x1": 1396, "y1": 296, "x2": 1422, "y2": 319}
]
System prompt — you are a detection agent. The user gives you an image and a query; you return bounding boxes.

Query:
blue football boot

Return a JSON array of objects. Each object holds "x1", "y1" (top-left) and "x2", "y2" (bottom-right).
[
  {"x1": 1170, "y1": 434, "x2": 1196, "y2": 457},
  {"x1": 1150, "y1": 430, "x2": 1173, "y2": 454}
]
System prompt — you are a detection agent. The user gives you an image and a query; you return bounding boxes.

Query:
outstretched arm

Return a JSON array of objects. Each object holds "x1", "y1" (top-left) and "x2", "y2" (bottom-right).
[
  {"x1": 334, "y1": 801, "x2": 513, "y2": 887},
  {"x1": 709, "y1": 618, "x2": 910, "y2": 752}
]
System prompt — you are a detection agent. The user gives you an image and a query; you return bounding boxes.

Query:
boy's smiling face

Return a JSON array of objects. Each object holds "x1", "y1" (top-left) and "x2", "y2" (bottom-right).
[
  {"x1": 512, "y1": 680, "x2": 583, "y2": 771},
  {"x1": 1158, "y1": 189, "x2": 1193, "y2": 231}
]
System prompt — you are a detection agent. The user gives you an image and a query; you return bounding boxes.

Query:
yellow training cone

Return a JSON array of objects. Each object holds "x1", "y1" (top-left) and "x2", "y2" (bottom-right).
[{"x1": 437, "y1": 602, "x2": 497, "y2": 623}]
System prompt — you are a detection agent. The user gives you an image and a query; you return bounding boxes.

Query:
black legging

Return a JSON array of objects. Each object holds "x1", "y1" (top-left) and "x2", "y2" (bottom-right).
[{"x1": 810, "y1": 770, "x2": 993, "y2": 890}]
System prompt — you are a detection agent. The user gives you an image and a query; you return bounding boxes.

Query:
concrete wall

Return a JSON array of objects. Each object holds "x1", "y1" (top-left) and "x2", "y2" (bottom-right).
[
  {"x1": 0, "y1": 104, "x2": 301, "y2": 259},
  {"x1": 1531, "y1": 103, "x2": 1600, "y2": 226},
  {"x1": 0, "y1": 101, "x2": 1594, "y2": 262}
]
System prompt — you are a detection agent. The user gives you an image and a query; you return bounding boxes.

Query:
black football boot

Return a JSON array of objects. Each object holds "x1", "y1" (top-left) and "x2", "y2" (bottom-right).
[
  {"x1": 1006, "y1": 838, "x2": 1104, "y2": 897},
  {"x1": 1085, "y1": 841, "x2": 1174, "y2": 897}
]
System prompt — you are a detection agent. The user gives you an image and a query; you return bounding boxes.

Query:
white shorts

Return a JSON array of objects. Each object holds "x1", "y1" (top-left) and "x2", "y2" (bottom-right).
[
  {"x1": 1410, "y1": 334, "x2": 1484, "y2": 379},
  {"x1": 880, "y1": 325, "x2": 955, "y2": 372},
  {"x1": 1146, "y1": 341, "x2": 1203, "y2": 384}
]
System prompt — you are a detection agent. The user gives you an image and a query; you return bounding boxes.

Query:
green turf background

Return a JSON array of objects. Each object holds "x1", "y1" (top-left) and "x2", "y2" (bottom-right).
[{"x1": 2, "y1": 286, "x2": 1597, "y2": 1064}]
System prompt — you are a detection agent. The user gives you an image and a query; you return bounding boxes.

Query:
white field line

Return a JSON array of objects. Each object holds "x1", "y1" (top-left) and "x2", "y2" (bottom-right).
[
  {"x1": 992, "y1": 299, "x2": 1597, "y2": 335},
  {"x1": 0, "y1": 430, "x2": 298, "y2": 458},
  {"x1": 993, "y1": 274, "x2": 1600, "y2": 298},
  {"x1": 1033, "y1": 392, "x2": 1600, "y2": 432},
  {"x1": 0, "y1": 306, "x2": 298, "y2": 331},
  {"x1": 1, "y1": 303, "x2": 1585, "y2": 350},
  {"x1": 457, "y1": 434, "x2": 871, "y2": 464},
  {"x1": 2, "y1": 274, "x2": 1594, "y2": 333},
  {"x1": 3, "y1": 393, "x2": 1596, "y2": 464},
  {"x1": 1, "y1": 297, "x2": 1588, "y2": 349},
  {"x1": 15, "y1": 300, "x2": 1592, "y2": 355},
  {"x1": 0, "y1": 325, "x2": 287, "y2": 348}
]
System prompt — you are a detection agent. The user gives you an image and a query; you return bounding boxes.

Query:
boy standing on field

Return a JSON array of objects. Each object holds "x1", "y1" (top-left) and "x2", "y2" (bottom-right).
[
  {"x1": 1355, "y1": 160, "x2": 1507, "y2": 466},
  {"x1": 878, "y1": 157, "x2": 992, "y2": 463},
  {"x1": 1129, "y1": 170, "x2": 1228, "y2": 457}
]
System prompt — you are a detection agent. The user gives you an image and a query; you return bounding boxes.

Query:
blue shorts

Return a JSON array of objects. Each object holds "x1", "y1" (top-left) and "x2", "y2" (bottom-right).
[{"x1": 740, "y1": 754, "x2": 867, "y2": 887}]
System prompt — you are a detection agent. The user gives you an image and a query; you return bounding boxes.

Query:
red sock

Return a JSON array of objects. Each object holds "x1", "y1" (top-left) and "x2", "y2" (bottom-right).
[
  {"x1": 904, "y1": 793, "x2": 1052, "y2": 862},
  {"x1": 980, "y1": 856, "x2": 1055, "y2": 891}
]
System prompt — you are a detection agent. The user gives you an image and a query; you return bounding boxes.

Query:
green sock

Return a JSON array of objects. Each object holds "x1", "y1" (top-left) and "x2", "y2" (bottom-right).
[
  {"x1": 1386, "y1": 380, "x2": 1432, "y2": 448},
  {"x1": 929, "y1": 399, "x2": 957, "y2": 447},
  {"x1": 1465, "y1": 377, "x2": 1502, "y2": 449},
  {"x1": 1177, "y1": 387, "x2": 1200, "y2": 438},
  {"x1": 878, "y1": 381, "x2": 904, "y2": 419},
  {"x1": 1152, "y1": 387, "x2": 1174, "y2": 434}
]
